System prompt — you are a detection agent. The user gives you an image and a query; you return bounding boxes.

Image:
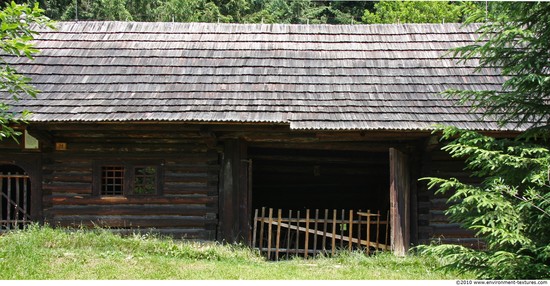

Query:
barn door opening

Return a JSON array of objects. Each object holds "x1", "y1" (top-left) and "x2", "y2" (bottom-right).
[
  {"x1": 249, "y1": 147, "x2": 390, "y2": 257},
  {"x1": 0, "y1": 165, "x2": 32, "y2": 231}
]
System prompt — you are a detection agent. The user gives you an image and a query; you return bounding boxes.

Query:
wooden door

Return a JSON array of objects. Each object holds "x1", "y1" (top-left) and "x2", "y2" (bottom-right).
[{"x1": 389, "y1": 148, "x2": 410, "y2": 256}]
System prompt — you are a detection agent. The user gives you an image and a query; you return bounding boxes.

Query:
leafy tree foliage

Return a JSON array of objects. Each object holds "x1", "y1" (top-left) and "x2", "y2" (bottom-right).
[
  {"x1": 0, "y1": 1, "x2": 54, "y2": 140},
  {"x1": 19, "y1": 0, "x2": 467, "y2": 25},
  {"x1": 362, "y1": 1, "x2": 468, "y2": 24},
  {"x1": 418, "y1": 2, "x2": 550, "y2": 280}
]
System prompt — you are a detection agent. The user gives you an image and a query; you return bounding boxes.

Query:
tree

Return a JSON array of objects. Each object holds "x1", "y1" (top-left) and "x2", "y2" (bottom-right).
[
  {"x1": 0, "y1": 1, "x2": 54, "y2": 141},
  {"x1": 418, "y1": 2, "x2": 550, "y2": 279},
  {"x1": 60, "y1": 0, "x2": 133, "y2": 21},
  {"x1": 445, "y1": 2, "x2": 550, "y2": 131},
  {"x1": 362, "y1": 0, "x2": 468, "y2": 24}
]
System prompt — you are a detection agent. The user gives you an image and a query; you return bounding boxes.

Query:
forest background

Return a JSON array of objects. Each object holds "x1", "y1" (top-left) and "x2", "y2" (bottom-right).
[{"x1": 12, "y1": 0, "x2": 494, "y2": 25}]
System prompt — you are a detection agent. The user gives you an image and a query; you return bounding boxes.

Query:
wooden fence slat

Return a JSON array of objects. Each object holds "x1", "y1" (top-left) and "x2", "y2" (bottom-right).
[
  {"x1": 7, "y1": 173, "x2": 11, "y2": 230},
  {"x1": 331, "y1": 209, "x2": 336, "y2": 255},
  {"x1": 313, "y1": 209, "x2": 319, "y2": 256},
  {"x1": 348, "y1": 209, "x2": 353, "y2": 251},
  {"x1": 276, "y1": 209, "x2": 282, "y2": 261},
  {"x1": 252, "y1": 208, "x2": 258, "y2": 251},
  {"x1": 340, "y1": 209, "x2": 345, "y2": 249},
  {"x1": 366, "y1": 210, "x2": 371, "y2": 256},
  {"x1": 376, "y1": 210, "x2": 381, "y2": 252},
  {"x1": 251, "y1": 207, "x2": 390, "y2": 260},
  {"x1": 286, "y1": 210, "x2": 292, "y2": 259},
  {"x1": 267, "y1": 208, "x2": 273, "y2": 259},
  {"x1": 295, "y1": 210, "x2": 300, "y2": 256},
  {"x1": 304, "y1": 209, "x2": 310, "y2": 258},
  {"x1": 259, "y1": 207, "x2": 266, "y2": 252},
  {"x1": 322, "y1": 209, "x2": 328, "y2": 252}
]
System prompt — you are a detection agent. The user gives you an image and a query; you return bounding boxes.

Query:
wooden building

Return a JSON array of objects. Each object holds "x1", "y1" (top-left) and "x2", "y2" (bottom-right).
[{"x1": 0, "y1": 22, "x2": 519, "y2": 255}]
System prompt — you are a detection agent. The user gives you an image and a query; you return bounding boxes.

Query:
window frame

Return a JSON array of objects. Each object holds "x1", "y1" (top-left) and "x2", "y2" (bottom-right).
[{"x1": 93, "y1": 160, "x2": 164, "y2": 197}]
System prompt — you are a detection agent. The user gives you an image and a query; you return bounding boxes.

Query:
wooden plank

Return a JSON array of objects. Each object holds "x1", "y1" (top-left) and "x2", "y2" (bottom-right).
[
  {"x1": 304, "y1": 209, "x2": 310, "y2": 258},
  {"x1": 357, "y1": 209, "x2": 362, "y2": 251},
  {"x1": 340, "y1": 209, "x2": 344, "y2": 249},
  {"x1": 276, "y1": 209, "x2": 282, "y2": 261},
  {"x1": 313, "y1": 209, "x2": 319, "y2": 256},
  {"x1": 322, "y1": 209, "x2": 328, "y2": 252},
  {"x1": 286, "y1": 210, "x2": 292, "y2": 260},
  {"x1": 48, "y1": 195, "x2": 216, "y2": 205},
  {"x1": 259, "y1": 207, "x2": 265, "y2": 252},
  {"x1": 7, "y1": 174, "x2": 11, "y2": 229},
  {"x1": 331, "y1": 209, "x2": 336, "y2": 255},
  {"x1": 267, "y1": 208, "x2": 273, "y2": 259},
  {"x1": 366, "y1": 210, "x2": 371, "y2": 255},
  {"x1": 389, "y1": 148, "x2": 410, "y2": 256},
  {"x1": 376, "y1": 210, "x2": 381, "y2": 251},
  {"x1": 263, "y1": 219, "x2": 389, "y2": 250},
  {"x1": 295, "y1": 210, "x2": 300, "y2": 256},
  {"x1": 252, "y1": 208, "x2": 258, "y2": 249},
  {"x1": 348, "y1": 209, "x2": 353, "y2": 251}
]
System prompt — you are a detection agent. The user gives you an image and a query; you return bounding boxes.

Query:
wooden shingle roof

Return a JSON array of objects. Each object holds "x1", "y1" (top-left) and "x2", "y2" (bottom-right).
[{"x1": 5, "y1": 21, "x2": 515, "y2": 131}]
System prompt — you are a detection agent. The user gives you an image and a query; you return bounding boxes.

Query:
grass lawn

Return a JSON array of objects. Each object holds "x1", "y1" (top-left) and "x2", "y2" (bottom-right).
[{"x1": 0, "y1": 225, "x2": 473, "y2": 280}]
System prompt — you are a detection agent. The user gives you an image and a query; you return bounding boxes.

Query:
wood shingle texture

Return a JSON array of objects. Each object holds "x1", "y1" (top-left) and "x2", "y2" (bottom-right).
[{"x1": 5, "y1": 21, "x2": 512, "y2": 131}]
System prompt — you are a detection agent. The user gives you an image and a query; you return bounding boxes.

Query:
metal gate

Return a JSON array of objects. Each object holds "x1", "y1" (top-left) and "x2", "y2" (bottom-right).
[{"x1": 1, "y1": 172, "x2": 31, "y2": 231}]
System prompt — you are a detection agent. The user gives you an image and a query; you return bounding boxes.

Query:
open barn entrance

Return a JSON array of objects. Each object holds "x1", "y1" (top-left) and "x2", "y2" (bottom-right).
[
  {"x1": 248, "y1": 147, "x2": 391, "y2": 258},
  {"x1": 0, "y1": 165, "x2": 32, "y2": 231}
]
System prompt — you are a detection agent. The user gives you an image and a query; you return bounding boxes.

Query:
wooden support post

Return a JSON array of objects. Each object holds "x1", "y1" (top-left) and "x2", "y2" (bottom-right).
[
  {"x1": 385, "y1": 211, "x2": 390, "y2": 251},
  {"x1": 389, "y1": 148, "x2": 411, "y2": 256}
]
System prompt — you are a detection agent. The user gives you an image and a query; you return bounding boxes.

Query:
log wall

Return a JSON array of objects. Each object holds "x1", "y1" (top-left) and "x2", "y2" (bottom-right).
[
  {"x1": 417, "y1": 147, "x2": 484, "y2": 248},
  {"x1": 38, "y1": 126, "x2": 219, "y2": 240}
]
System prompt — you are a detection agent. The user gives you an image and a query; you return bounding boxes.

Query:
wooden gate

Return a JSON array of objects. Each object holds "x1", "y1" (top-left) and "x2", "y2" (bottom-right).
[
  {"x1": 0, "y1": 172, "x2": 31, "y2": 231},
  {"x1": 251, "y1": 207, "x2": 390, "y2": 260}
]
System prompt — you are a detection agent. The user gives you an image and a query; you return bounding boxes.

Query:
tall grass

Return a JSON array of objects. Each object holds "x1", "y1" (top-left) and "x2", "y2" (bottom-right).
[{"x1": 0, "y1": 225, "x2": 473, "y2": 280}]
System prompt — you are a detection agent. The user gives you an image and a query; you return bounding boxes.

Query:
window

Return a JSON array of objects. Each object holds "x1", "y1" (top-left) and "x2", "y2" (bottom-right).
[{"x1": 94, "y1": 161, "x2": 163, "y2": 196}]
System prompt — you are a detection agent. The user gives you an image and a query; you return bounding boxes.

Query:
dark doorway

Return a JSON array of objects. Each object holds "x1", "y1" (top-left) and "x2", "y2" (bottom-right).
[
  {"x1": 249, "y1": 147, "x2": 390, "y2": 214},
  {"x1": 0, "y1": 165, "x2": 32, "y2": 231}
]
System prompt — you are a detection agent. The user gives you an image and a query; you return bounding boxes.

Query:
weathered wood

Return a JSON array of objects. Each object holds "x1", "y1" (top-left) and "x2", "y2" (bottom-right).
[
  {"x1": 252, "y1": 208, "x2": 258, "y2": 251},
  {"x1": 331, "y1": 209, "x2": 336, "y2": 255},
  {"x1": 267, "y1": 208, "x2": 273, "y2": 259},
  {"x1": 313, "y1": 209, "x2": 319, "y2": 255},
  {"x1": 390, "y1": 148, "x2": 410, "y2": 256},
  {"x1": 304, "y1": 209, "x2": 310, "y2": 258},
  {"x1": 259, "y1": 207, "x2": 265, "y2": 252},
  {"x1": 348, "y1": 209, "x2": 353, "y2": 251},
  {"x1": 263, "y1": 219, "x2": 389, "y2": 250},
  {"x1": 276, "y1": 209, "x2": 282, "y2": 261}
]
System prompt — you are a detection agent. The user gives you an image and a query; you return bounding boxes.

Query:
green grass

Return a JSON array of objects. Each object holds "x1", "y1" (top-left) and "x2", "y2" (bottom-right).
[{"x1": 0, "y1": 225, "x2": 473, "y2": 280}]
